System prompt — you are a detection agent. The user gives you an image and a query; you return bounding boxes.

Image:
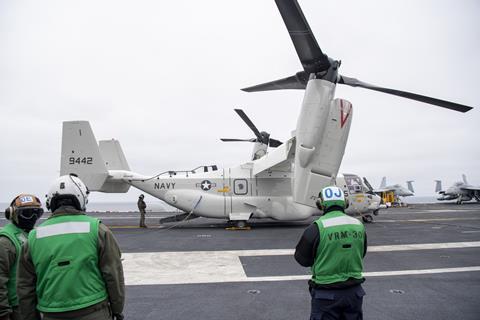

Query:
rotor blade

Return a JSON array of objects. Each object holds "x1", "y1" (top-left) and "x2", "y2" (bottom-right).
[
  {"x1": 220, "y1": 138, "x2": 256, "y2": 142},
  {"x1": 339, "y1": 75, "x2": 473, "y2": 113},
  {"x1": 275, "y1": 0, "x2": 330, "y2": 73},
  {"x1": 234, "y1": 109, "x2": 263, "y2": 139},
  {"x1": 242, "y1": 72, "x2": 307, "y2": 92},
  {"x1": 269, "y1": 138, "x2": 283, "y2": 148}
]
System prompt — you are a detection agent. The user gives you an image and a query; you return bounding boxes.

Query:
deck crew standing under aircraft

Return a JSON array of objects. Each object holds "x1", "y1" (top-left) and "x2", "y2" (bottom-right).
[
  {"x1": 295, "y1": 186, "x2": 367, "y2": 320},
  {"x1": 137, "y1": 194, "x2": 147, "y2": 228},
  {"x1": 0, "y1": 195, "x2": 43, "y2": 320},
  {"x1": 17, "y1": 174, "x2": 125, "y2": 320}
]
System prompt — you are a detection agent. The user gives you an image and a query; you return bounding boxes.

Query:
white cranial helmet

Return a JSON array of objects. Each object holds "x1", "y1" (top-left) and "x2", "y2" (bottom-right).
[{"x1": 46, "y1": 174, "x2": 89, "y2": 212}]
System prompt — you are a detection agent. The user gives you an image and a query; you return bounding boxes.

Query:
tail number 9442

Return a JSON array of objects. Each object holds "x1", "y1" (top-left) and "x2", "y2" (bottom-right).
[{"x1": 69, "y1": 157, "x2": 93, "y2": 165}]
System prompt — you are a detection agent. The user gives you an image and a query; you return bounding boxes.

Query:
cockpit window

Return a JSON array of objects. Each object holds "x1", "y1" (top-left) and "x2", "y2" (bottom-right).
[{"x1": 344, "y1": 175, "x2": 363, "y2": 194}]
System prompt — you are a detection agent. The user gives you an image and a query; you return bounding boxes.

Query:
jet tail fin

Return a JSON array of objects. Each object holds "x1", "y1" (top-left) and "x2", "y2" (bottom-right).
[
  {"x1": 380, "y1": 176, "x2": 387, "y2": 189},
  {"x1": 61, "y1": 121, "x2": 108, "y2": 191},
  {"x1": 406, "y1": 181, "x2": 415, "y2": 193},
  {"x1": 462, "y1": 174, "x2": 468, "y2": 185},
  {"x1": 435, "y1": 180, "x2": 442, "y2": 193}
]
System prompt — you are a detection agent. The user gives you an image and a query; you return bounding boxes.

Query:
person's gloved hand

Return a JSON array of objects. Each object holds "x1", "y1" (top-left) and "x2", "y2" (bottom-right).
[{"x1": 113, "y1": 313, "x2": 124, "y2": 320}]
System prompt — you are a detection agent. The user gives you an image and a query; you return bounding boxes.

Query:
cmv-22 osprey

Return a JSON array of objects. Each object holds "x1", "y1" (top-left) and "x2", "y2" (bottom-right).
[{"x1": 59, "y1": 0, "x2": 472, "y2": 226}]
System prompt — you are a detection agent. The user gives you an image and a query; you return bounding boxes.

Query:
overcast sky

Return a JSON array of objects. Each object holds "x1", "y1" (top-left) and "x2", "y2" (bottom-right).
[{"x1": 1, "y1": 0, "x2": 479, "y2": 204}]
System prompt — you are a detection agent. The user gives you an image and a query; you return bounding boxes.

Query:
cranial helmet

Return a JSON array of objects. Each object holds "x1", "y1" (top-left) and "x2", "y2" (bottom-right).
[
  {"x1": 46, "y1": 174, "x2": 89, "y2": 212},
  {"x1": 5, "y1": 194, "x2": 44, "y2": 231},
  {"x1": 317, "y1": 186, "x2": 346, "y2": 210}
]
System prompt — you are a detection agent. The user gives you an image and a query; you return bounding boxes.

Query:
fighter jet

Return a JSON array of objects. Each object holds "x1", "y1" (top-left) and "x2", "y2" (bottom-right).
[
  {"x1": 366, "y1": 177, "x2": 414, "y2": 206},
  {"x1": 435, "y1": 174, "x2": 480, "y2": 204},
  {"x1": 377, "y1": 177, "x2": 415, "y2": 196}
]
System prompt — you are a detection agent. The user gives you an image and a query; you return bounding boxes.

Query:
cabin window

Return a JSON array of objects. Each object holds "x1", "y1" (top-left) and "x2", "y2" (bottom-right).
[{"x1": 234, "y1": 179, "x2": 248, "y2": 195}]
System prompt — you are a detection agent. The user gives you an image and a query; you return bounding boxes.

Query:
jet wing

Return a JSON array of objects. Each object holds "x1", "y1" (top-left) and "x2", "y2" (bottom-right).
[
  {"x1": 460, "y1": 186, "x2": 480, "y2": 191},
  {"x1": 373, "y1": 188, "x2": 396, "y2": 193}
]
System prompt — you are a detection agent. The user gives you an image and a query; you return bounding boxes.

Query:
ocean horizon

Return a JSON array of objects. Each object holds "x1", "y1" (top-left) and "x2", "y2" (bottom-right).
[
  {"x1": 0, "y1": 196, "x2": 448, "y2": 213},
  {"x1": 0, "y1": 201, "x2": 178, "y2": 213}
]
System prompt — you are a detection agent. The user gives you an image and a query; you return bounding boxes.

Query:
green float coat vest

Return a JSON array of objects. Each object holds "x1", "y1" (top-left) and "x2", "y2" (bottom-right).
[
  {"x1": 312, "y1": 211, "x2": 365, "y2": 284},
  {"x1": 28, "y1": 214, "x2": 108, "y2": 313},
  {"x1": 0, "y1": 223, "x2": 27, "y2": 307}
]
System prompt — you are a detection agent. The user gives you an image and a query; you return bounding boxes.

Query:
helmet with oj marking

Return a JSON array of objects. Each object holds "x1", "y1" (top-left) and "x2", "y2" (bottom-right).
[{"x1": 317, "y1": 186, "x2": 346, "y2": 210}]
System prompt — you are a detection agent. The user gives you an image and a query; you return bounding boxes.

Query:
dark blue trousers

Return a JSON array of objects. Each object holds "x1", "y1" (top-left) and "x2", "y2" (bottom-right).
[{"x1": 309, "y1": 284, "x2": 365, "y2": 320}]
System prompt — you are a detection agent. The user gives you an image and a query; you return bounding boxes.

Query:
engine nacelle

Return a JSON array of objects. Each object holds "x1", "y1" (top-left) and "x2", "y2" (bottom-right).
[{"x1": 293, "y1": 79, "x2": 353, "y2": 207}]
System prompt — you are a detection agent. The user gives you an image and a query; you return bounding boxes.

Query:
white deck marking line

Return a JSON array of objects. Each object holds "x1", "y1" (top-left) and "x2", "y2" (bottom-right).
[
  {"x1": 383, "y1": 209, "x2": 480, "y2": 215},
  {"x1": 122, "y1": 242, "x2": 480, "y2": 286},
  {"x1": 246, "y1": 267, "x2": 480, "y2": 283},
  {"x1": 376, "y1": 217, "x2": 480, "y2": 223},
  {"x1": 420, "y1": 209, "x2": 479, "y2": 213},
  {"x1": 367, "y1": 241, "x2": 480, "y2": 252}
]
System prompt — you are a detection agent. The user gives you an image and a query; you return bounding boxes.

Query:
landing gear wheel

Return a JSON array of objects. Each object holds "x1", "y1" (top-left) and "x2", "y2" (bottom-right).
[
  {"x1": 362, "y1": 215, "x2": 373, "y2": 223},
  {"x1": 236, "y1": 220, "x2": 247, "y2": 228}
]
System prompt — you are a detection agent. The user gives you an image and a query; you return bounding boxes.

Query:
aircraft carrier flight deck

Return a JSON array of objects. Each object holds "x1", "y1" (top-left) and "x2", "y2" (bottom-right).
[{"x1": 3, "y1": 203, "x2": 479, "y2": 319}]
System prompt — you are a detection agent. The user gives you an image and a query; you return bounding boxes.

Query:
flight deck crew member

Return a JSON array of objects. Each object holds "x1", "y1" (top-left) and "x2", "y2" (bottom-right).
[
  {"x1": 0, "y1": 194, "x2": 43, "y2": 320},
  {"x1": 295, "y1": 186, "x2": 367, "y2": 320},
  {"x1": 17, "y1": 174, "x2": 125, "y2": 320},
  {"x1": 137, "y1": 194, "x2": 147, "y2": 228}
]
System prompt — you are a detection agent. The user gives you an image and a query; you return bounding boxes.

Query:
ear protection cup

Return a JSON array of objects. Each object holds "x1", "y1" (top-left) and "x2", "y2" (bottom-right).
[
  {"x1": 4, "y1": 196, "x2": 18, "y2": 220},
  {"x1": 316, "y1": 192, "x2": 324, "y2": 211},
  {"x1": 4, "y1": 207, "x2": 13, "y2": 220}
]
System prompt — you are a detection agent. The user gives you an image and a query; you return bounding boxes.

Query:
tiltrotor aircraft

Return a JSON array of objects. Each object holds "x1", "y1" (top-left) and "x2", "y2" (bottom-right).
[
  {"x1": 59, "y1": 0, "x2": 472, "y2": 226},
  {"x1": 220, "y1": 108, "x2": 384, "y2": 222},
  {"x1": 435, "y1": 175, "x2": 480, "y2": 204}
]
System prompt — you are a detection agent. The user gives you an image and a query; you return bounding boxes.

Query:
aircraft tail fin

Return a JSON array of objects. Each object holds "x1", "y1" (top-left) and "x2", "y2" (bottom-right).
[
  {"x1": 98, "y1": 139, "x2": 131, "y2": 193},
  {"x1": 435, "y1": 180, "x2": 442, "y2": 193},
  {"x1": 462, "y1": 174, "x2": 468, "y2": 184},
  {"x1": 406, "y1": 181, "x2": 415, "y2": 193},
  {"x1": 61, "y1": 121, "x2": 131, "y2": 193},
  {"x1": 99, "y1": 139, "x2": 131, "y2": 171},
  {"x1": 61, "y1": 121, "x2": 109, "y2": 191},
  {"x1": 380, "y1": 176, "x2": 387, "y2": 189}
]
